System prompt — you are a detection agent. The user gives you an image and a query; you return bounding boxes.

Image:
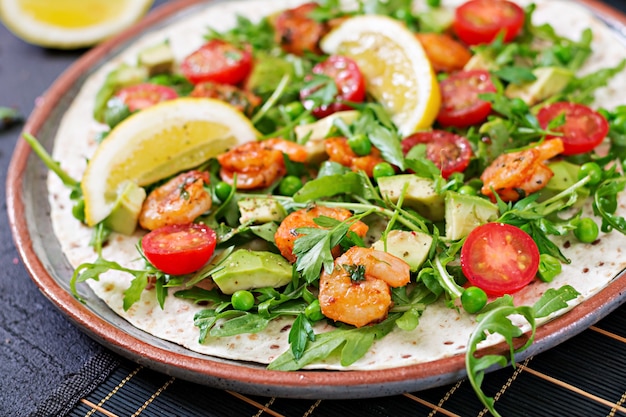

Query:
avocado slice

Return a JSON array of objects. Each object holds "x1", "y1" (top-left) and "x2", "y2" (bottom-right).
[
  {"x1": 372, "y1": 230, "x2": 433, "y2": 272},
  {"x1": 138, "y1": 41, "x2": 175, "y2": 76},
  {"x1": 93, "y1": 64, "x2": 148, "y2": 122},
  {"x1": 238, "y1": 197, "x2": 287, "y2": 224},
  {"x1": 444, "y1": 191, "x2": 499, "y2": 240},
  {"x1": 505, "y1": 66, "x2": 573, "y2": 105},
  {"x1": 538, "y1": 160, "x2": 589, "y2": 204},
  {"x1": 212, "y1": 250, "x2": 293, "y2": 294},
  {"x1": 245, "y1": 53, "x2": 295, "y2": 98},
  {"x1": 103, "y1": 181, "x2": 147, "y2": 235},
  {"x1": 378, "y1": 174, "x2": 445, "y2": 221}
]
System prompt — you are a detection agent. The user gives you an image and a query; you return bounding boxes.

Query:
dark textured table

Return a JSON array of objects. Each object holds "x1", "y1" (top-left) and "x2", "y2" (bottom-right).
[{"x1": 2, "y1": 1, "x2": 626, "y2": 416}]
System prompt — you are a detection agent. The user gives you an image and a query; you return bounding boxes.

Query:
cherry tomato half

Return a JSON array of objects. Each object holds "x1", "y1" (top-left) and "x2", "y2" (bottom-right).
[
  {"x1": 141, "y1": 223, "x2": 217, "y2": 276},
  {"x1": 537, "y1": 102, "x2": 610, "y2": 156},
  {"x1": 453, "y1": 0, "x2": 525, "y2": 46},
  {"x1": 300, "y1": 55, "x2": 366, "y2": 119},
  {"x1": 402, "y1": 130, "x2": 473, "y2": 178},
  {"x1": 461, "y1": 223, "x2": 540, "y2": 296},
  {"x1": 181, "y1": 40, "x2": 253, "y2": 85},
  {"x1": 436, "y1": 70, "x2": 496, "y2": 128},
  {"x1": 114, "y1": 83, "x2": 178, "y2": 112}
]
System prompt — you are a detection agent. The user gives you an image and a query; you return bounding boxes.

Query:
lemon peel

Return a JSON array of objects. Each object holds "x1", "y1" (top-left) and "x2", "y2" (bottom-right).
[
  {"x1": 320, "y1": 15, "x2": 441, "y2": 135},
  {"x1": 0, "y1": 0, "x2": 153, "y2": 49},
  {"x1": 82, "y1": 97, "x2": 259, "y2": 226}
]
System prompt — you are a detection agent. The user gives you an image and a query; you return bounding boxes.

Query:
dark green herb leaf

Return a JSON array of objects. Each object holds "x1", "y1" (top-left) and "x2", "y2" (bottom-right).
[
  {"x1": 532, "y1": 285, "x2": 579, "y2": 318},
  {"x1": 289, "y1": 314, "x2": 316, "y2": 360}
]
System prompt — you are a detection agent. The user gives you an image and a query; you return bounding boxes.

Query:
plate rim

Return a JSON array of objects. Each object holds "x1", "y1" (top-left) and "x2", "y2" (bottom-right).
[{"x1": 6, "y1": 0, "x2": 626, "y2": 399}]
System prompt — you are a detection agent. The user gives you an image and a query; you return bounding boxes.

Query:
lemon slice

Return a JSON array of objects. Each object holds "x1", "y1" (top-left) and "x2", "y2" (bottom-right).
[
  {"x1": 82, "y1": 97, "x2": 259, "y2": 226},
  {"x1": 0, "y1": 0, "x2": 153, "y2": 49},
  {"x1": 320, "y1": 15, "x2": 441, "y2": 136}
]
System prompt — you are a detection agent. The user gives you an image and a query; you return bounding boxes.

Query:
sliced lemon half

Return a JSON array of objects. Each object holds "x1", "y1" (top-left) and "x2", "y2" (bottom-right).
[
  {"x1": 82, "y1": 98, "x2": 259, "y2": 226},
  {"x1": 0, "y1": 0, "x2": 153, "y2": 49},
  {"x1": 320, "y1": 15, "x2": 441, "y2": 136}
]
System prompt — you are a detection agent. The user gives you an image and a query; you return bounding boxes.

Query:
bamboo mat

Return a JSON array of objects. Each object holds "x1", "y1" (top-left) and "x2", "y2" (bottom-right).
[{"x1": 65, "y1": 303, "x2": 626, "y2": 417}]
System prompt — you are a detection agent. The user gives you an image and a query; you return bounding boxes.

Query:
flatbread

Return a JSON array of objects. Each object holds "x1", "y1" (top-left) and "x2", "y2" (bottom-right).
[{"x1": 48, "y1": 0, "x2": 626, "y2": 370}]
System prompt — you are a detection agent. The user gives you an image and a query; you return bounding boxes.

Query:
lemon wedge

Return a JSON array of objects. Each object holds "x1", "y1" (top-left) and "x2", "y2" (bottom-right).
[
  {"x1": 320, "y1": 15, "x2": 441, "y2": 136},
  {"x1": 0, "y1": 0, "x2": 153, "y2": 49},
  {"x1": 82, "y1": 97, "x2": 259, "y2": 226}
]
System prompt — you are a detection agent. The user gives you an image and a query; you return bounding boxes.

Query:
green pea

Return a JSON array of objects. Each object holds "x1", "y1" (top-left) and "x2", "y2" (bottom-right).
[
  {"x1": 577, "y1": 162, "x2": 603, "y2": 186},
  {"x1": 305, "y1": 299, "x2": 325, "y2": 322},
  {"x1": 538, "y1": 254, "x2": 562, "y2": 282},
  {"x1": 347, "y1": 133, "x2": 372, "y2": 156},
  {"x1": 612, "y1": 114, "x2": 626, "y2": 134},
  {"x1": 574, "y1": 217, "x2": 599, "y2": 243},
  {"x1": 231, "y1": 290, "x2": 255, "y2": 311},
  {"x1": 461, "y1": 286, "x2": 488, "y2": 314},
  {"x1": 214, "y1": 181, "x2": 233, "y2": 202},
  {"x1": 283, "y1": 102, "x2": 306, "y2": 119},
  {"x1": 279, "y1": 175, "x2": 303, "y2": 196},
  {"x1": 458, "y1": 184, "x2": 478, "y2": 196},
  {"x1": 373, "y1": 162, "x2": 395, "y2": 180}
]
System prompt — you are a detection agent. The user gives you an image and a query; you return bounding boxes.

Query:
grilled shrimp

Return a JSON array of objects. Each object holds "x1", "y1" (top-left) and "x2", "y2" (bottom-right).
[
  {"x1": 274, "y1": 205, "x2": 369, "y2": 263},
  {"x1": 481, "y1": 139, "x2": 564, "y2": 202},
  {"x1": 324, "y1": 137, "x2": 385, "y2": 178},
  {"x1": 319, "y1": 247, "x2": 411, "y2": 328},
  {"x1": 138, "y1": 170, "x2": 212, "y2": 231},
  {"x1": 217, "y1": 138, "x2": 307, "y2": 190},
  {"x1": 273, "y1": 2, "x2": 328, "y2": 56}
]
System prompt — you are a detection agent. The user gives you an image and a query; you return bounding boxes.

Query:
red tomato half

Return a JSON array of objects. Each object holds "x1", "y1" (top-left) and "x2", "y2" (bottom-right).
[
  {"x1": 181, "y1": 40, "x2": 253, "y2": 85},
  {"x1": 114, "y1": 83, "x2": 178, "y2": 112},
  {"x1": 537, "y1": 102, "x2": 610, "y2": 156},
  {"x1": 402, "y1": 130, "x2": 473, "y2": 178},
  {"x1": 453, "y1": 0, "x2": 525, "y2": 46},
  {"x1": 437, "y1": 70, "x2": 496, "y2": 128},
  {"x1": 142, "y1": 223, "x2": 217, "y2": 276},
  {"x1": 461, "y1": 223, "x2": 540, "y2": 296},
  {"x1": 300, "y1": 55, "x2": 366, "y2": 119}
]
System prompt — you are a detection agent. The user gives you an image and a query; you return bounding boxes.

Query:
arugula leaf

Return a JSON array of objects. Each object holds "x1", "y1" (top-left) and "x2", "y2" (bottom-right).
[
  {"x1": 210, "y1": 312, "x2": 272, "y2": 337},
  {"x1": 466, "y1": 286, "x2": 580, "y2": 416},
  {"x1": 70, "y1": 255, "x2": 163, "y2": 310},
  {"x1": 268, "y1": 314, "x2": 399, "y2": 370},
  {"x1": 174, "y1": 287, "x2": 230, "y2": 304},
  {"x1": 492, "y1": 66, "x2": 537, "y2": 85},
  {"x1": 301, "y1": 73, "x2": 338, "y2": 109},
  {"x1": 465, "y1": 303, "x2": 535, "y2": 417},
  {"x1": 293, "y1": 171, "x2": 377, "y2": 202},
  {"x1": 205, "y1": 15, "x2": 275, "y2": 51},
  {"x1": 563, "y1": 58, "x2": 626, "y2": 105},
  {"x1": 532, "y1": 285, "x2": 579, "y2": 318},
  {"x1": 593, "y1": 176, "x2": 626, "y2": 233}
]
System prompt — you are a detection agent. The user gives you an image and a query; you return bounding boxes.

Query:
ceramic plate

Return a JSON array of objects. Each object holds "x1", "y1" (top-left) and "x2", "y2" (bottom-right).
[{"x1": 7, "y1": 0, "x2": 626, "y2": 399}]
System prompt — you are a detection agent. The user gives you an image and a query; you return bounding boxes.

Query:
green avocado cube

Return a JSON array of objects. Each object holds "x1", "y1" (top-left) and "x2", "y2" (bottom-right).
[
  {"x1": 444, "y1": 191, "x2": 499, "y2": 240},
  {"x1": 103, "y1": 181, "x2": 147, "y2": 235},
  {"x1": 238, "y1": 197, "x2": 287, "y2": 224},
  {"x1": 372, "y1": 230, "x2": 433, "y2": 272},
  {"x1": 505, "y1": 66, "x2": 573, "y2": 105},
  {"x1": 212, "y1": 250, "x2": 293, "y2": 295},
  {"x1": 378, "y1": 174, "x2": 445, "y2": 221}
]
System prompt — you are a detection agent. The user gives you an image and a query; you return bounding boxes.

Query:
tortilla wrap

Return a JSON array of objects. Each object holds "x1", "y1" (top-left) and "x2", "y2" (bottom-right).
[{"x1": 47, "y1": 0, "x2": 626, "y2": 370}]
